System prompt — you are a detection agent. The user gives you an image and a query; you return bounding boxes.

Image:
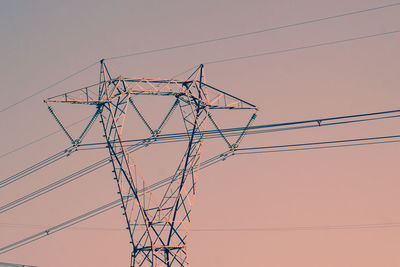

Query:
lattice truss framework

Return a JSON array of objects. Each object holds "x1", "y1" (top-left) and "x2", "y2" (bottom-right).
[{"x1": 44, "y1": 61, "x2": 258, "y2": 266}]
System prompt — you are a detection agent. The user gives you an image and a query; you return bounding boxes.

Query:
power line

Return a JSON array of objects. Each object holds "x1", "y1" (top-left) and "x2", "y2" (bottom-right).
[
  {"x1": 0, "y1": 148, "x2": 234, "y2": 255},
  {"x1": 4, "y1": 106, "x2": 397, "y2": 161},
  {"x1": 1, "y1": 3, "x2": 399, "y2": 260},
  {"x1": 5, "y1": 109, "x2": 397, "y2": 170},
  {"x1": 2, "y1": 114, "x2": 398, "y2": 256},
  {"x1": 2, "y1": 3, "x2": 399, "y2": 114},
  {"x1": 0, "y1": 148, "x2": 73, "y2": 189},
  {"x1": 204, "y1": 30, "x2": 400, "y2": 65},
  {"x1": 1, "y1": 133, "x2": 400, "y2": 254},
  {"x1": 3, "y1": 62, "x2": 397, "y2": 162},
  {"x1": 0, "y1": 133, "x2": 177, "y2": 212},
  {"x1": 236, "y1": 135, "x2": 400, "y2": 155},
  {"x1": 4, "y1": 107, "x2": 400, "y2": 180},
  {"x1": 2, "y1": 131, "x2": 399, "y2": 253},
  {"x1": 0, "y1": 63, "x2": 195, "y2": 159},
  {"x1": 77, "y1": 113, "x2": 400, "y2": 151},
  {"x1": 0, "y1": 116, "x2": 91, "y2": 159},
  {"x1": 105, "y1": 2, "x2": 400, "y2": 61},
  {"x1": 0, "y1": 61, "x2": 99, "y2": 114},
  {"x1": 2, "y1": 28, "x2": 395, "y2": 165},
  {"x1": 0, "y1": 158, "x2": 108, "y2": 214},
  {"x1": 190, "y1": 223, "x2": 400, "y2": 232},
  {"x1": 0, "y1": 199, "x2": 120, "y2": 256},
  {"x1": 1, "y1": 108, "x2": 399, "y2": 193},
  {"x1": 2, "y1": 221, "x2": 400, "y2": 232},
  {"x1": 237, "y1": 134, "x2": 400, "y2": 151},
  {"x1": 2, "y1": 131, "x2": 399, "y2": 215},
  {"x1": 78, "y1": 109, "x2": 400, "y2": 148}
]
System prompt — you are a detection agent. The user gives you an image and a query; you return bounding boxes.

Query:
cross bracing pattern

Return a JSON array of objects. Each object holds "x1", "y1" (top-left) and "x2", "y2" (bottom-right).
[{"x1": 43, "y1": 61, "x2": 258, "y2": 266}]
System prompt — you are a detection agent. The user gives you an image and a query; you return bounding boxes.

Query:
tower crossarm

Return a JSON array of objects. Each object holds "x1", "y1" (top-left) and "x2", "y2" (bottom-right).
[
  {"x1": 45, "y1": 77, "x2": 258, "y2": 111},
  {"x1": 44, "y1": 80, "x2": 110, "y2": 105},
  {"x1": 199, "y1": 82, "x2": 258, "y2": 110}
]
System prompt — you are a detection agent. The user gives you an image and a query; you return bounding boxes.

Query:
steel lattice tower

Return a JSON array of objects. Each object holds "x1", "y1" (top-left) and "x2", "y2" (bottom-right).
[{"x1": 44, "y1": 61, "x2": 258, "y2": 266}]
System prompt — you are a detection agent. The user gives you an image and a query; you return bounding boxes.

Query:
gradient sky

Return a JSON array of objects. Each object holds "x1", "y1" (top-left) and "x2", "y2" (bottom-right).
[{"x1": 1, "y1": 0, "x2": 400, "y2": 266}]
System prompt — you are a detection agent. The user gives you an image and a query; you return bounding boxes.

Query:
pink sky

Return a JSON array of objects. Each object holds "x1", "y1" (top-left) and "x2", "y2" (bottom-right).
[{"x1": 1, "y1": 0, "x2": 400, "y2": 266}]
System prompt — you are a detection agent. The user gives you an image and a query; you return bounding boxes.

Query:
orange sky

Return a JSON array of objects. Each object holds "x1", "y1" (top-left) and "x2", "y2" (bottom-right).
[{"x1": 1, "y1": 1, "x2": 400, "y2": 266}]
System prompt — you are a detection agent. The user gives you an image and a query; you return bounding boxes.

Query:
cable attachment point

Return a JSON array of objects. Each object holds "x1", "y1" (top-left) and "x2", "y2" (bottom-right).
[
  {"x1": 220, "y1": 150, "x2": 235, "y2": 161},
  {"x1": 64, "y1": 146, "x2": 78, "y2": 157}
]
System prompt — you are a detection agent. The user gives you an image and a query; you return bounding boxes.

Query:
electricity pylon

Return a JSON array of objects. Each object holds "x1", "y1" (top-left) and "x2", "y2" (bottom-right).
[{"x1": 44, "y1": 61, "x2": 258, "y2": 266}]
